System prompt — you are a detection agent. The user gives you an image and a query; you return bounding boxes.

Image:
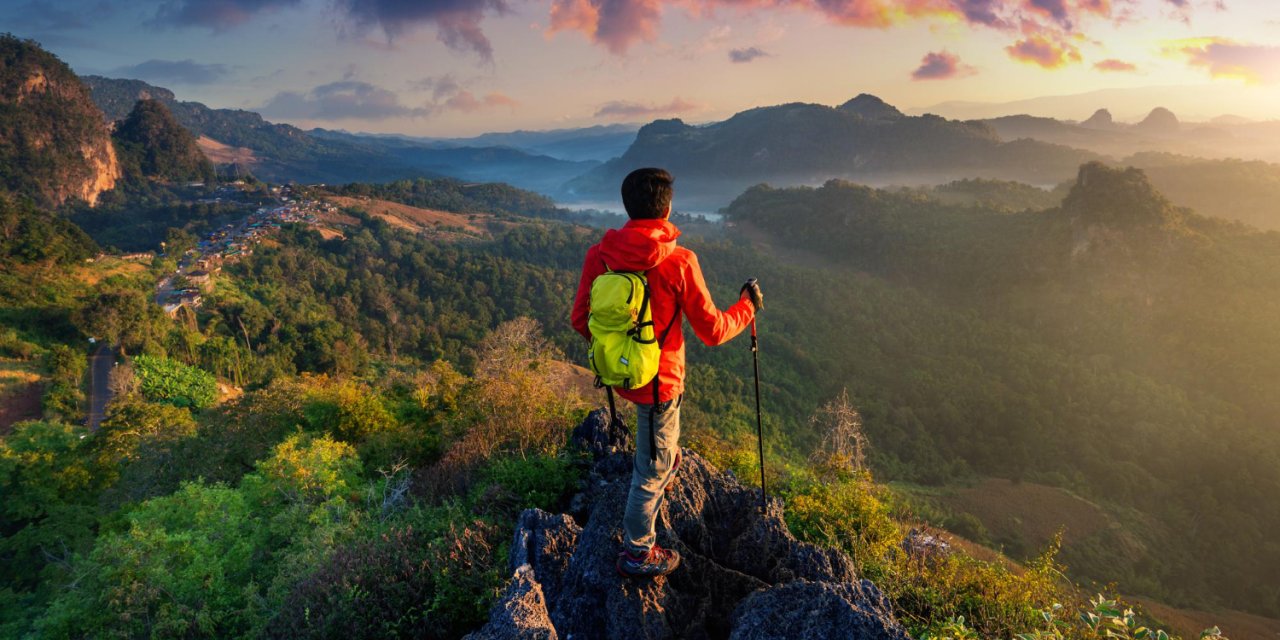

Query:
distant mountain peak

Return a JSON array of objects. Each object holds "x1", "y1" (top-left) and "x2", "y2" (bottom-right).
[
  {"x1": 1135, "y1": 107, "x2": 1179, "y2": 133},
  {"x1": 1081, "y1": 108, "x2": 1115, "y2": 129},
  {"x1": 838, "y1": 94, "x2": 903, "y2": 120}
]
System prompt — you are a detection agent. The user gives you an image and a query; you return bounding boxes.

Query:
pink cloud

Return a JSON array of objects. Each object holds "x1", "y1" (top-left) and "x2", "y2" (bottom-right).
[
  {"x1": 1093, "y1": 57, "x2": 1136, "y2": 72},
  {"x1": 594, "y1": 97, "x2": 700, "y2": 119},
  {"x1": 1167, "y1": 38, "x2": 1280, "y2": 84},
  {"x1": 443, "y1": 90, "x2": 519, "y2": 112},
  {"x1": 911, "y1": 50, "x2": 976, "y2": 80},
  {"x1": 546, "y1": 0, "x2": 1128, "y2": 58},
  {"x1": 1006, "y1": 34, "x2": 1082, "y2": 68}
]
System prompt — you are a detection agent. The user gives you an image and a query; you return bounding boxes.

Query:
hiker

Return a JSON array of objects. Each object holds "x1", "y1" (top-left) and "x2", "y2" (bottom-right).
[{"x1": 570, "y1": 168, "x2": 764, "y2": 579}]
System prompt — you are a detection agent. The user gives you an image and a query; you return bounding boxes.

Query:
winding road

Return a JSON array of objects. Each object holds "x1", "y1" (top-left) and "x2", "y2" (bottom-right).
[{"x1": 85, "y1": 344, "x2": 114, "y2": 431}]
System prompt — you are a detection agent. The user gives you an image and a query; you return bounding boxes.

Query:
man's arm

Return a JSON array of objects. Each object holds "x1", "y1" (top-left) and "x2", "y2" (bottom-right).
[
  {"x1": 680, "y1": 251, "x2": 755, "y2": 346},
  {"x1": 570, "y1": 245, "x2": 602, "y2": 341}
]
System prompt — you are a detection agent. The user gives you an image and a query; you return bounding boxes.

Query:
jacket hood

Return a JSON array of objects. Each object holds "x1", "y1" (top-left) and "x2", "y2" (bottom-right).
[{"x1": 598, "y1": 218, "x2": 681, "y2": 272}]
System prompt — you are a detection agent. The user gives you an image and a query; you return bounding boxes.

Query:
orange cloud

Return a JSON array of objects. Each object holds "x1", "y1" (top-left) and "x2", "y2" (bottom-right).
[
  {"x1": 594, "y1": 97, "x2": 700, "y2": 119},
  {"x1": 1093, "y1": 57, "x2": 1136, "y2": 72},
  {"x1": 911, "y1": 50, "x2": 977, "y2": 80},
  {"x1": 1006, "y1": 34, "x2": 1081, "y2": 68},
  {"x1": 1165, "y1": 37, "x2": 1280, "y2": 84},
  {"x1": 546, "y1": 0, "x2": 1125, "y2": 59}
]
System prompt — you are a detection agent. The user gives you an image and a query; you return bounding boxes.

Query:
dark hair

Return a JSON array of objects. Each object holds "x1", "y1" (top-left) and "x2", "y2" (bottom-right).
[{"x1": 620, "y1": 168, "x2": 674, "y2": 220}]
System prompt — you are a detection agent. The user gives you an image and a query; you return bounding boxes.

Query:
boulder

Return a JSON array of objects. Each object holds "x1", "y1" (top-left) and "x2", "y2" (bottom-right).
[{"x1": 728, "y1": 580, "x2": 910, "y2": 640}]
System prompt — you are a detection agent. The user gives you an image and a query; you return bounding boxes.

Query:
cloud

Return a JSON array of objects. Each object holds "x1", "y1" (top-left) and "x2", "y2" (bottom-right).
[
  {"x1": 594, "y1": 97, "x2": 700, "y2": 120},
  {"x1": 336, "y1": 0, "x2": 509, "y2": 61},
  {"x1": 911, "y1": 50, "x2": 975, "y2": 80},
  {"x1": 1005, "y1": 34, "x2": 1082, "y2": 68},
  {"x1": 1093, "y1": 58, "x2": 1137, "y2": 72},
  {"x1": 258, "y1": 80, "x2": 432, "y2": 120},
  {"x1": 443, "y1": 90, "x2": 519, "y2": 112},
  {"x1": 545, "y1": 0, "x2": 1123, "y2": 58},
  {"x1": 413, "y1": 73, "x2": 465, "y2": 99},
  {"x1": 1166, "y1": 37, "x2": 1280, "y2": 84},
  {"x1": 111, "y1": 59, "x2": 232, "y2": 85},
  {"x1": 8, "y1": 1, "x2": 85, "y2": 30},
  {"x1": 152, "y1": 0, "x2": 302, "y2": 30},
  {"x1": 728, "y1": 46, "x2": 769, "y2": 63}
]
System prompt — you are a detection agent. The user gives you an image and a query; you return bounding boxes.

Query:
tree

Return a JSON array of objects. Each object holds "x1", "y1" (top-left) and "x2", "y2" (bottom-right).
[{"x1": 809, "y1": 389, "x2": 869, "y2": 479}]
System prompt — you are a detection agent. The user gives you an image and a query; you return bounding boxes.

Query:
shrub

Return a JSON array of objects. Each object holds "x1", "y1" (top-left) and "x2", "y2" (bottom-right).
[
  {"x1": 41, "y1": 344, "x2": 85, "y2": 420},
  {"x1": 133, "y1": 354, "x2": 218, "y2": 409},
  {"x1": 481, "y1": 453, "x2": 582, "y2": 513},
  {"x1": 303, "y1": 379, "x2": 397, "y2": 442},
  {"x1": 266, "y1": 505, "x2": 504, "y2": 640}
]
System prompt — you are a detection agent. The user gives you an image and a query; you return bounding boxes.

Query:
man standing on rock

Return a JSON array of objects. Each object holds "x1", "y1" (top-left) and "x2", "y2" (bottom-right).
[{"x1": 571, "y1": 167, "x2": 764, "y2": 579}]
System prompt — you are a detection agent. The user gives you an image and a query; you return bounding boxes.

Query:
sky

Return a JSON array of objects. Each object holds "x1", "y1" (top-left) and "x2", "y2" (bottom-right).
[{"x1": 6, "y1": 0, "x2": 1280, "y2": 136}]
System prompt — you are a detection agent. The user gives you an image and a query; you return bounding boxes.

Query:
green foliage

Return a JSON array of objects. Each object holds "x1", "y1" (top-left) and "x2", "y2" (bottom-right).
[
  {"x1": 133, "y1": 354, "x2": 218, "y2": 408},
  {"x1": 328, "y1": 177, "x2": 563, "y2": 219},
  {"x1": 302, "y1": 379, "x2": 397, "y2": 442},
  {"x1": 34, "y1": 433, "x2": 365, "y2": 639},
  {"x1": 481, "y1": 454, "x2": 581, "y2": 512},
  {"x1": 0, "y1": 195, "x2": 97, "y2": 264},
  {"x1": 784, "y1": 474, "x2": 901, "y2": 577},
  {"x1": 73, "y1": 285, "x2": 168, "y2": 354},
  {"x1": 41, "y1": 343, "x2": 85, "y2": 420},
  {"x1": 0, "y1": 420, "x2": 94, "y2": 522},
  {"x1": 112, "y1": 97, "x2": 215, "y2": 184}
]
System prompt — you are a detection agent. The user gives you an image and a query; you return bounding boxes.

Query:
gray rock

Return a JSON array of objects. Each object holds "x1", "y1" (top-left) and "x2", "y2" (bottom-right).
[
  {"x1": 469, "y1": 413, "x2": 913, "y2": 640},
  {"x1": 728, "y1": 579, "x2": 911, "y2": 640},
  {"x1": 463, "y1": 566, "x2": 558, "y2": 640},
  {"x1": 509, "y1": 509, "x2": 581, "y2": 604}
]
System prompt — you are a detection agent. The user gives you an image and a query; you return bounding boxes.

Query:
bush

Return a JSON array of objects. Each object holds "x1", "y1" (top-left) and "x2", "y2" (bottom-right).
[
  {"x1": 42, "y1": 344, "x2": 85, "y2": 420},
  {"x1": 133, "y1": 354, "x2": 218, "y2": 409},
  {"x1": 481, "y1": 453, "x2": 582, "y2": 513},
  {"x1": 303, "y1": 379, "x2": 397, "y2": 442},
  {"x1": 266, "y1": 504, "x2": 504, "y2": 640}
]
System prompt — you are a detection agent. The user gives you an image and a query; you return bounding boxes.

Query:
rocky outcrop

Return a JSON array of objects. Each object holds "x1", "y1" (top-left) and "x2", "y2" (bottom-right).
[
  {"x1": 0, "y1": 35, "x2": 120, "y2": 207},
  {"x1": 1134, "y1": 107, "x2": 1180, "y2": 135},
  {"x1": 466, "y1": 409, "x2": 911, "y2": 640},
  {"x1": 1081, "y1": 108, "x2": 1115, "y2": 130}
]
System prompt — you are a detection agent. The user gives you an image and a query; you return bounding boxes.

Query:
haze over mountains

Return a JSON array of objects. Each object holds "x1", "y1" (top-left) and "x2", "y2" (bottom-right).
[{"x1": 76, "y1": 74, "x2": 1280, "y2": 228}]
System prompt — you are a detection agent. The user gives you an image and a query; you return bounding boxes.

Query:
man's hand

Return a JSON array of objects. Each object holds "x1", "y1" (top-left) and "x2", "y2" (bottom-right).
[{"x1": 740, "y1": 278, "x2": 764, "y2": 312}]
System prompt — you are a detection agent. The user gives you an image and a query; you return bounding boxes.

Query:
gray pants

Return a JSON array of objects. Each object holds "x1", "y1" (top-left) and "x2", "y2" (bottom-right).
[{"x1": 623, "y1": 397, "x2": 681, "y2": 554}]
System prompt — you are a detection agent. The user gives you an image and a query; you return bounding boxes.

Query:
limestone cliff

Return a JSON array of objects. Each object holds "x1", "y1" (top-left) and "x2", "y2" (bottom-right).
[{"x1": 0, "y1": 35, "x2": 119, "y2": 207}]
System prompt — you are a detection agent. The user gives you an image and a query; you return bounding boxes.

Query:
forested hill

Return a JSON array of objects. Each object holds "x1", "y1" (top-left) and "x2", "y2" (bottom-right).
[
  {"x1": 567, "y1": 95, "x2": 1099, "y2": 206},
  {"x1": 0, "y1": 35, "x2": 120, "y2": 207},
  {"x1": 725, "y1": 162, "x2": 1280, "y2": 614},
  {"x1": 112, "y1": 98, "x2": 215, "y2": 184},
  {"x1": 82, "y1": 75, "x2": 426, "y2": 185}
]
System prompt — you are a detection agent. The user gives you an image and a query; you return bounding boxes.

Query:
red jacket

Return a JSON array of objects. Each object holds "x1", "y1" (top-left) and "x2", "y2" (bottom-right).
[{"x1": 571, "y1": 218, "x2": 755, "y2": 404}]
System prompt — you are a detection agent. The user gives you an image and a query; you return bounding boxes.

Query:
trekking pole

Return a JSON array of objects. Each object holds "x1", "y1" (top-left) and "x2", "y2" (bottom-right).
[{"x1": 750, "y1": 317, "x2": 766, "y2": 512}]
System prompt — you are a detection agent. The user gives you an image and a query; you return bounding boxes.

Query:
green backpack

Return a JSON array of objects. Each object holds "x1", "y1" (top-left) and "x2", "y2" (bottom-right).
[
  {"x1": 588, "y1": 269, "x2": 660, "y2": 389},
  {"x1": 587, "y1": 266, "x2": 679, "y2": 458}
]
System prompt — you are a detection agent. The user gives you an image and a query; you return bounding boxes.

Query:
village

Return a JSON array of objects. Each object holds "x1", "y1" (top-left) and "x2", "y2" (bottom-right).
[{"x1": 154, "y1": 185, "x2": 338, "y2": 316}]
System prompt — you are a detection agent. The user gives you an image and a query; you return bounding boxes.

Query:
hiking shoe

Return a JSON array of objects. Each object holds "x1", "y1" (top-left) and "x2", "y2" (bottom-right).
[
  {"x1": 665, "y1": 451, "x2": 682, "y2": 493},
  {"x1": 616, "y1": 545, "x2": 681, "y2": 579}
]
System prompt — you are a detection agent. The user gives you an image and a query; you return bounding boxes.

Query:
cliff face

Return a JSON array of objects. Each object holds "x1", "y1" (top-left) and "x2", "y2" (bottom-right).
[
  {"x1": 0, "y1": 36, "x2": 119, "y2": 207},
  {"x1": 465, "y1": 410, "x2": 913, "y2": 640}
]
